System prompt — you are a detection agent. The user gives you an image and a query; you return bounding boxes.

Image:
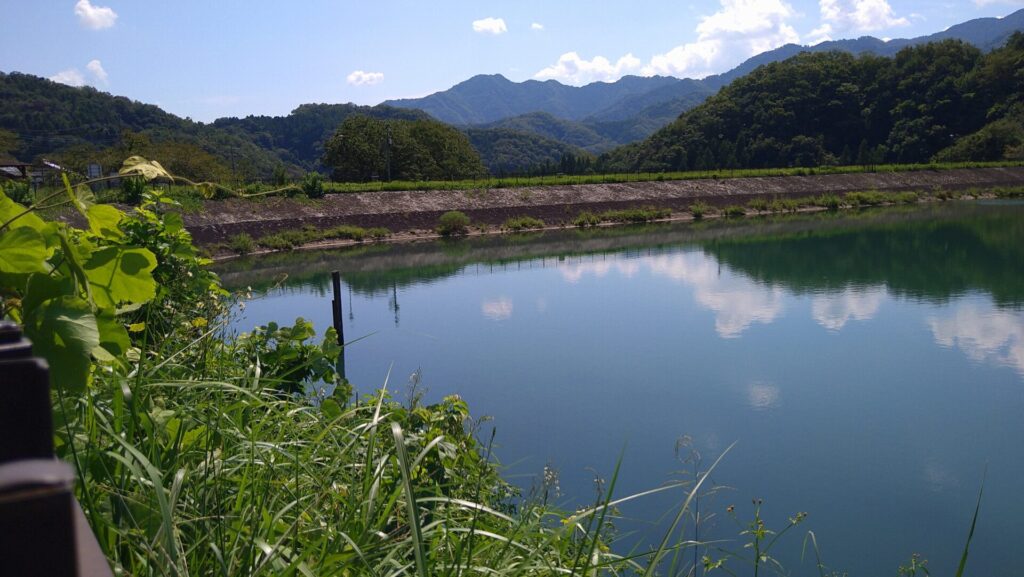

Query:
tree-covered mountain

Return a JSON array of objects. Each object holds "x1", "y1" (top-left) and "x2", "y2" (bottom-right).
[
  {"x1": 384, "y1": 74, "x2": 687, "y2": 125},
  {"x1": 322, "y1": 115, "x2": 486, "y2": 181},
  {"x1": 702, "y1": 7, "x2": 1024, "y2": 90},
  {"x1": 0, "y1": 71, "x2": 284, "y2": 180},
  {"x1": 478, "y1": 112, "x2": 617, "y2": 153},
  {"x1": 598, "y1": 35, "x2": 1024, "y2": 172},
  {"x1": 464, "y1": 127, "x2": 592, "y2": 175},
  {"x1": 212, "y1": 103, "x2": 432, "y2": 170},
  {"x1": 386, "y1": 9, "x2": 1024, "y2": 152}
]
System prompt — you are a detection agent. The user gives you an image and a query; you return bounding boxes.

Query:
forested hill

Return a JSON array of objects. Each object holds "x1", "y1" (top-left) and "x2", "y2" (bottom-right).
[
  {"x1": 0, "y1": 71, "x2": 284, "y2": 180},
  {"x1": 598, "y1": 35, "x2": 1024, "y2": 172},
  {"x1": 212, "y1": 104, "x2": 432, "y2": 170}
]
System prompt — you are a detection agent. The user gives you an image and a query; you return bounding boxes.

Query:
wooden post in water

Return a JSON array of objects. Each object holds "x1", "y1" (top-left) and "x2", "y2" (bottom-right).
[
  {"x1": 331, "y1": 271, "x2": 344, "y2": 346},
  {"x1": 330, "y1": 272, "x2": 347, "y2": 381}
]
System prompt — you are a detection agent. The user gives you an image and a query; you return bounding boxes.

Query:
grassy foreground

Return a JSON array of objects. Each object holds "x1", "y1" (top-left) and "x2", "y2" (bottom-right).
[{"x1": 0, "y1": 162, "x2": 984, "y2": 576}]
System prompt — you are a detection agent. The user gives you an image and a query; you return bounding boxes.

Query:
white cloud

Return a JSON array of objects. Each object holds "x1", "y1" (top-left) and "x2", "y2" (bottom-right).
[
  {"x1": 559, "y1": 259, "x2": 640, "y2": 283},
  {"x1": 642, "y1": 0, "x2": 800, "y2": 78},
  {"x1": 472, "y1": 17, "x2": 507, "y2": 35},
  {"x1": 481, "y1": 297, "x2": 513, "y2": 321},
  {"x1": 928, "y1": 304, "x2": 1024, "y2": 376},
  {"x1": 86, "y1": 59, "x2": 108, "y2": 84},
  {"x1": 534, "y1": 52, "x2": 643, "y2": 85},
  {"x1": 346, "y1": 70, "x2": 384, "y2": 86},
  {"x1": 50, "y1": 68, "x2": 86, "y2": 87},
  {"x1": 811, "y1": 286, "x2": 885, "y2": 331},
  {"x1": 819, "y1": 0, "x2": 909, "y2": 33},
  {"x1": 808, "y1": 23, "x2": 834, "y2": 44},
  {"x1": 75, "y1": 0, "x2": 118, "y2": 30},
  {"x1": 531, "y1": 22, "x2": 544, "y2": 31}
]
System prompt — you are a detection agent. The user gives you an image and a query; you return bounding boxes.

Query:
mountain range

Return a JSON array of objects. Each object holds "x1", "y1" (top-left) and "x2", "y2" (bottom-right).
[
  {"x1": 0, "y1": 9, "x2": 1021, "y2": 178},
  {"x1": 386, "y1": 8, "x2": 1024, "y2": 152}
]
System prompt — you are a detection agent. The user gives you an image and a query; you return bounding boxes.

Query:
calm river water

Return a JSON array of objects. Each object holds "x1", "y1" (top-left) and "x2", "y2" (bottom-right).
[{"x1": 216, "y1": 201, "x2": 1024, "y2": 576}]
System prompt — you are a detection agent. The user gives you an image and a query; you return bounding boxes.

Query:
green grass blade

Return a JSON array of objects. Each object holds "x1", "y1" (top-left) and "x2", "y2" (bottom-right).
[
  {"x1": 955, "y1": 468, "x2": 986, "y2": 577},
  {"x1": 391, "y1": 421, "x2": 429, "y2": 577}
]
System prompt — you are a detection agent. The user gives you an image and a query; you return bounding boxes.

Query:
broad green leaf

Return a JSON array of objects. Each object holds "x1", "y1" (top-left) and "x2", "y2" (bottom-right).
[
  {"x1": 84, "y1": 247, "x2": 158, "y2": 308},
  {"x1": 96, "y1": 309, "x2": 130, "y2": 360},
  {"x1": 21, "y1": 273, "x2": 75, "y2": 317},
  {"x1": 24, "y1": 295, "x2": 99, "y2": 392},
  {"x1": 87, "y1": 204, "x2": 126, "y2": 241},
  {"x1": 0, "y1": 227, "x2": 52, "y2": 274},
  {"x1": 0, "y1": 190, "x2": 45, "y2": 231},
  {"x1": 119, "y1": 156, "x2": 173, "y2": 182},
  {"x1": 322, "y1": 398, "x2": 342, "y2": 420},
  {"x1": 61, "y1": 173, "x2": 95, "y2": 217},
  {"x1": 162, "y1": 211, "x2": 185, "y2": 235}
]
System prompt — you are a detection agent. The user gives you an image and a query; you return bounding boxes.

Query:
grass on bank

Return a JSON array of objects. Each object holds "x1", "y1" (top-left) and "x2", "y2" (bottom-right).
[{"x1": 315, "y1": 160, "x2": 1024, "y2": 195}]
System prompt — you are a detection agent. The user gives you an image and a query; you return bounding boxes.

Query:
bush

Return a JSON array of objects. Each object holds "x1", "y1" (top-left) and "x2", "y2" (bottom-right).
[
  {"x1": 723, "y1": 205, "x2": 746, "y2": 217},
  {"x1": 503, "y1": 216, "x2": 545, "y2": 231},
  {"x1": 572, "y1": 211, "x2": 602, "y2": 227},
  {"x1": 814, "y1": 194, "x2": 842, "y2": 210},
  {"x1": 689, "y1": 201, "x2": 711, "y2": 219},
  {"x1": 367, "y1": 227, "x2": 391, "y2": 239},
  {"x1": 302, "y1": 172, "x2": 325, "y2": 199},
  {"x1": 436, "y1": 210, "x2": 470, "y2": 236},
  {"x1": 600, "y1": 207, "x2": 671, "y2": 223},
  {"x1": 121, "y1": 176, "x2": 147, "y2": 204},
  {"x1": 228, "y1": 233, "x2": 255, "y2": 255}
]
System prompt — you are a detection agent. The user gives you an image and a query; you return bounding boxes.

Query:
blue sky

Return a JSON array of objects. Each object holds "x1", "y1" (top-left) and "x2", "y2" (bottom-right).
[{"x1": 1, "y1": 0, "x2": 1022, "y2": 122}]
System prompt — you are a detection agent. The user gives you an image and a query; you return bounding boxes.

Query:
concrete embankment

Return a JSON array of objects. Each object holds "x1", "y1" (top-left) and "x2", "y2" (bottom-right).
[{"x1": 183, "y1": 167, "x2": 1024, "y2": 243}]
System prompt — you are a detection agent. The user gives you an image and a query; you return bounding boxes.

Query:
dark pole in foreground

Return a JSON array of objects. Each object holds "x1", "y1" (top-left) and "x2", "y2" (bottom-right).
[{"x1": 0, "y1": 321, "x2": 113, "y2": 577}]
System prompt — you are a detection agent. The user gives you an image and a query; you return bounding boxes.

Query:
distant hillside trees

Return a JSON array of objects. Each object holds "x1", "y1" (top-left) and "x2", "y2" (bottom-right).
[
  {"x1": 599, "y1": 35, "x2": 1024, "y2": 172},
  {"x1": 322, "y1": 115, "x2": 486, "y2": 182}
]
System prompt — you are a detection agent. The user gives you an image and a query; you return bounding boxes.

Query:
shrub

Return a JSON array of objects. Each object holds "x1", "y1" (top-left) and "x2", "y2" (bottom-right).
[
  {"x1": 723, "y1": 205, "x2": 746, "y2": 217},
  {"x1": 302, "y1": 172, "x2": 325, "y2": 199},
  {"x1": 600, "y1": 207, "x2": 671, "y2": 223},
  {"x1": 572, "y1": 211, "x2": 602, "y2": 227},
  {"x1": 121, "y1": 176, "x2": 147, "y2": 204},
  {"x1": 436, "y1": 210, "x2": 470, "y2": 236},
  {"x1": 228, "y1": 233, "x2": 255, "y2": 255},
  {"x1": 747, "y1": 198, "x2": 769, "y2": 213},
  {"x1": 689, "y1": 201, "x2": 711, "y2": 219},
  {"x1": 367, "y1": 227, "x2": 391, "y2": 239},
  {"x1": 503, "y1": 216, "x2": 545, "y2": 231},
  {"x1": 814, "y1": 194, "x2": 842, "y2": 210}
]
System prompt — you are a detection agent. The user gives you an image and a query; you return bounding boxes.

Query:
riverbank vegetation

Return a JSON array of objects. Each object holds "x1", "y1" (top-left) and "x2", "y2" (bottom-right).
[{"x1": 1, "y1": 163, "x2": 993, "y2": 575}]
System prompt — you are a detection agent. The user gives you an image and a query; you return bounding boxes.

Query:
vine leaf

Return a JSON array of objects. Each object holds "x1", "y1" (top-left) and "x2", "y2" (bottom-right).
[
  {"x1": 61, "y1": 173, "x2": 95, "y2": 218},
  {"x1": 119, "y1": 156, "x2": 173, "y2": 182},
  {"x1": 0, "y1": 190, "x2": 46, "y2": 231},
  {"x1": 84, "y1": 247, "x2": 158, "y2": 309},
  {"x1": 24, "y1": 295, "x2": 99, "y2": 392},
  {"x1": 87, "y1": 204, "x2": 126, "y2": 241},
  {"x1": 95, "y1": 310, "x2": 130, "y2": 361},
  {"x1": 0, "y1": 227, "x2": 52, "y2": 274}
]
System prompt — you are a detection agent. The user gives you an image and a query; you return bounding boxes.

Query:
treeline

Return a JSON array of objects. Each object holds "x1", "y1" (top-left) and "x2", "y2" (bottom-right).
[
  {"x1": 599, "y1": 34, "x2": 1024, "y2": 172},
  {"x1": 322, "y1": 115, "x2": 486, "y2": 181}
]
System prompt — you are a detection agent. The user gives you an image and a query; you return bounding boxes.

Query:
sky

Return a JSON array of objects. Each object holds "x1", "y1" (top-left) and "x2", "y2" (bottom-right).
[{"x1": 1, "y1": 0, "x2": 1022, "y2": 122}]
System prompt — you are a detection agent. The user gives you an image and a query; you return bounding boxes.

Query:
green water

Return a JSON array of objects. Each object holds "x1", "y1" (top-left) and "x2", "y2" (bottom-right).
[{"x1": 217, "y1": 201, "x2": 1024, "y2": 576}]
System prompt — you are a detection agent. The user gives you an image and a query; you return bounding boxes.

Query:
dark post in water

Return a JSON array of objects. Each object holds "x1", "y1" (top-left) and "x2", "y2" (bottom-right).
[{"x1": 330, "y1": 271, "x2": 347, "y2": 381}]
